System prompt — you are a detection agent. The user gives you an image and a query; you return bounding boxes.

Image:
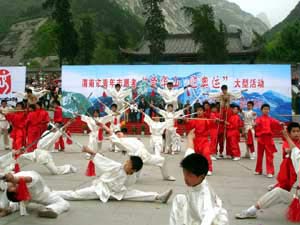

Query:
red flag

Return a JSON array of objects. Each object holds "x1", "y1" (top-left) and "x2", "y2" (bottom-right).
[
  {"x1": 114, "y1": 117, "x2": 117, "y2": 125},
  {"x1": 98, "y1": 128, "x2": 103, "y2": 141},
  {"x1": 286, "y1": 189, "x2": 300, "y2": 223},
  {"x1": 275, "y1": 158, "x2": 297, "y2": 191},
  {"x1": 85, "y1": 160, "x2": 96, "y2": 177},
  {"x1": 102, "y1": 91, "x2": 107, "y2": 97},
  {"x1": 16, "y1": 178, "x2": 31, "y2": 201}
]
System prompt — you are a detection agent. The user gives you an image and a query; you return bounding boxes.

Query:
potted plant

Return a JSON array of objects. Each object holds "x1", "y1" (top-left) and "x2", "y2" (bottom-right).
[{"x1": 141, "y1": 124, "x2": 146, "y2": 136}]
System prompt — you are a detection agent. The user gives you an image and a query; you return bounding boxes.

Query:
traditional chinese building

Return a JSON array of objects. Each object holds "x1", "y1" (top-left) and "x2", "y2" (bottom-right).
[{"x1": 121, "y1": 32, "x2": 260, "y2": 64}]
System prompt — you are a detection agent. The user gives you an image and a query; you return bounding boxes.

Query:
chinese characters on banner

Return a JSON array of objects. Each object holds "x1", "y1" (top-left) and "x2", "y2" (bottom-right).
[
  {"x1": 81, "y1": 76, "x2": 265, "y2": 89},
  {"x1": 82, "y1": 78, "x2": 137, "y2": 88}
]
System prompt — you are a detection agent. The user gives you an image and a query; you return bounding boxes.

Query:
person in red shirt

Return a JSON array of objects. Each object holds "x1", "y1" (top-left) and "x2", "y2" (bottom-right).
[
  {"x1": 225, "y1": 105, "x2": 243, "y2": 160},
  {"x1": 36, "y1": 102, "x2": 50, "y2": 135},
  {"x1": 281, "y1": 122, "x2": 300, "y2": 159},
  {"x1": 209, "y1": 104, "x2": 222, "y2": 160},
  {"x1": 53, "y1": 100, "x2": 64, "y2": 151},
  {"x1": 186, "y1": 105, "x2": 213, "y2": 175},
  {"x1": 254, "y1": 103, "x2": 283, "y2": 178},
  {"x1": 25, "y1": 104, "x2": 41, "y2": 152},
  {"x1": 1, "y1": 102, "x2": 27, "y2": 150},
  {"x1": 203, "y1": 101, "x2": 211, "y2": 118},
  {"x1": 267, "y1": 122, "x2": 300, "y2": 191}
]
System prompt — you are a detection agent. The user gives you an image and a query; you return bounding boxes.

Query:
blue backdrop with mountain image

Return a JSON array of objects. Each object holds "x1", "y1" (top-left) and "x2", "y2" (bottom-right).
[{"x1": 61, "y1": 64, "x2": 291, "y2": 121}]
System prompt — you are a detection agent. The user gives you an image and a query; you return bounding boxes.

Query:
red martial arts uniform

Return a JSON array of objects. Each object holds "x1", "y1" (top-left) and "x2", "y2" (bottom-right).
[
  {"x1": 218, "y1": 108, "x2": 232, "y2": 156},
  {"x1": 37, "y1": 108, "x2": 50, "y2": 134},
  {"x1": 281, "y1": 139, "x2": 300, "y2": 159},
  {"x1": 209, "y1": 112, "x2": 220, "y2": 155},
  {"x1": 255, "y1": 115, "x2": 282, "y2": 175},
  {"x1": 187, "y1": 118, "x2": 213, "y2": 172},
  {"x1": 6, "y1": 112, "x2": 27, "y2": 150},
  {"x1": 204, "y1": 108, "x2": 211, "y2": 119},
  {"x1": 273, "y1": 139, "x2": 299, "y2": 191},
  {"x1": 54, "y1": 106, "x2": 64, "y2": 150},
  {"x1": 226, "y1": 113, "x2": 243, "y2": 158},
  {"x1": 25, "y1": 110, "x2": 41, "y2": 152}
]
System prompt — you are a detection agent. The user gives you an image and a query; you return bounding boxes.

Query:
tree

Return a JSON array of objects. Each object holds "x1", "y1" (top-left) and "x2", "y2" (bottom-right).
[
  {"x1": 184, "y1": 4, "x2": 228, "y2": 63},
  {"x1": 258, "y1": 20, "x2": 300, "y2": 63},
  {"x1": 77, "y1": 15, "x2": 96, "y2": 65},
  {"x1": 43, "y1": 0, "x2": 79, "y2": 65},
  {"x1": 142, "y1": 0, "x2": 168, "y2": 64}
]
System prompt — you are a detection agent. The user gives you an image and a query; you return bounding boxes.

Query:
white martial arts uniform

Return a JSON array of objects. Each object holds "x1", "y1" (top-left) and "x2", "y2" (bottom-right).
[
  {"x1": 170, "y1": 179, "x2": 229, "y2": 225},
  {"x1": 170, "y1": 148, "x2": 228, "y2": 225},
  {"x1": 157, "y1": 109, "x2": 184, "y2": 153},
  {"x1": 105, "y1": 88, "x2": 131, "y2": 111},
  {"x1": 257, "y1": 146, "x2": 300, "y2": 209},
  {"x1": 55, "y1": 154, "x2": 159, "y2": 202},
  {"x1": 144, "y1": 114, "x2": 171, "y2": 155},
  {"x1": 14, "y1": 171, "x2": 70, "y2": 215},
  {"x1": 14, "y1": 89, "x2": 48, "y2": 104},
  {"x1": 208, "y1": 91, "x2": 242, "y2": 108},
  {"x1": 110, "y1": 134, "x2": 172, "y2": 180},
  {"x1": 0, "y1": 106, "x2": 11, "y2": 149},
  {"x1": 104, "y1": 107, "x2": 122, "y2": 132},
  {"x1": 81, "y1": 115, "x2": 110, "y2": 153},
  {"x1": 241, "y1": 110, "x2": 256, "y2": 154},
  {"x1": 0, "y1": 181, "x2": 19, "y2": 213},
  {"x1": 0, "y1": 130, "x2": 76, "y2": 175},
  {"x1": 157, "y1": 87, "x2": 185, "y2": 110}
]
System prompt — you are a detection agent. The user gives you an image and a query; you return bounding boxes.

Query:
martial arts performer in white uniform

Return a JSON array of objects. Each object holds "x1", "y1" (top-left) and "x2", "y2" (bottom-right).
[
  {"x1": 235, "y1": 127, "x2": 300, "y2": 220},
  {"x1": 103, "y1": 83, "x2": 132, "y2": 110},
  {"x1": 170, "y1": 130, "x2": 229, "y2": 225},
  {"x1": 157, "y1": 81, "x2": 187, "y2": 110},
  {"x1": 4, "y1": 171, "x2": 70, "y2": 218},
  {"x1": 155, "y1": 104, "x2": 185, "y2": 154},
  {"x1": 101, "y1": 123, "x2": 176, "y2": 181},
  {"x1": 0, "y1": 123, "x2": 77, "y2": 175},
  {"x1": 55, "y1": 146, "x2": 173, "y2": 204},
  {"x1": 143, "y1": 112, "x2": 172, "y2": 156}
]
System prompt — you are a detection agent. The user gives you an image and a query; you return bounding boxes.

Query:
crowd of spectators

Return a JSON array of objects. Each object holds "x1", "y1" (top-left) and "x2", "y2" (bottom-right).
[{"x1": 25, "y1": 72, "x2": 62, "y2": 109}]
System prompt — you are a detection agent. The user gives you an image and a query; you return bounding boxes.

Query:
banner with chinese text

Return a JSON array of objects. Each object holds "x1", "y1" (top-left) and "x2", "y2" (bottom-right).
[
  {"x1": 0, "y1": 67, "x2": 26, "y2": 106},
  {"x1": 62, "y1": 65, "x2": 291, "y2": 121}
]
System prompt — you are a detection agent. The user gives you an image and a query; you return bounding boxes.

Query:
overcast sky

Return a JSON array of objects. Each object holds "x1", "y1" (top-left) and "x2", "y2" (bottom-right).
[{"x1": 228, "y1": 0, "x2": 299, "y2": 27}]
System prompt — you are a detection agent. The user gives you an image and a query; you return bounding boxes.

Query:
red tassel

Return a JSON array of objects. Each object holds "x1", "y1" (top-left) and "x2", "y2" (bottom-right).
[
  {"x1": 174, "y1": 119, "x2": 178, "y2": 128},
  {"x1": 247, "y1": 129, "x2": 255, "y2": 153},
  {"x1": 141, "y1": 113, "x2": 145, "y2": 123},
  {"x1": 102, "y1": 91, "x2": 107, "y2": 97},
  {"x1": 287, "y1": 196, "x2": 300, "y2": 222},
  {"x1": 16, "y1": 178, "x2": 31, "y2": 201},
  {"x1": 66, "y1": 130, "x2": 73, "y2": 145},
  {"x1": 187, "y1": 88, "x2": 190, "y2": 96},
  {"x1": 85, "y1": 160, "x2": 96, "y2": 177},
  {"x1": 114, "y1": 117, "x2": 117, "y2": 125},
  {"x1": 151, "y1": 88, "x2": 155, "y2": 97},
  {"x1": 14, "y1": 163, "x2": 21, "y2": 173},
  {"x1": 98, "y1": 128, "x2": 103, "y2": 141}
]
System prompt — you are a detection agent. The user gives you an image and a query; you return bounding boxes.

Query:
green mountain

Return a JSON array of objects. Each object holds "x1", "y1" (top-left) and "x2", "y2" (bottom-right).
[{"x1": 265, "y1": 1, "x2": 300, "y2": 39}]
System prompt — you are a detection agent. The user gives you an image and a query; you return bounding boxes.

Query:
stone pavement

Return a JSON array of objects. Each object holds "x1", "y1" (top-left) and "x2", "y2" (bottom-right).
[{"x1": 0, "y1": 135, "x2": 296, "y2": 225}]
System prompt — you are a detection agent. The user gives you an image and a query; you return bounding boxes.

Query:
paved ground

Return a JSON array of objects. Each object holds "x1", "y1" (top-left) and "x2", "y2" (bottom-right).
[{"x1": 0, "y1": 135, "x2": 296, "y2": 225}]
